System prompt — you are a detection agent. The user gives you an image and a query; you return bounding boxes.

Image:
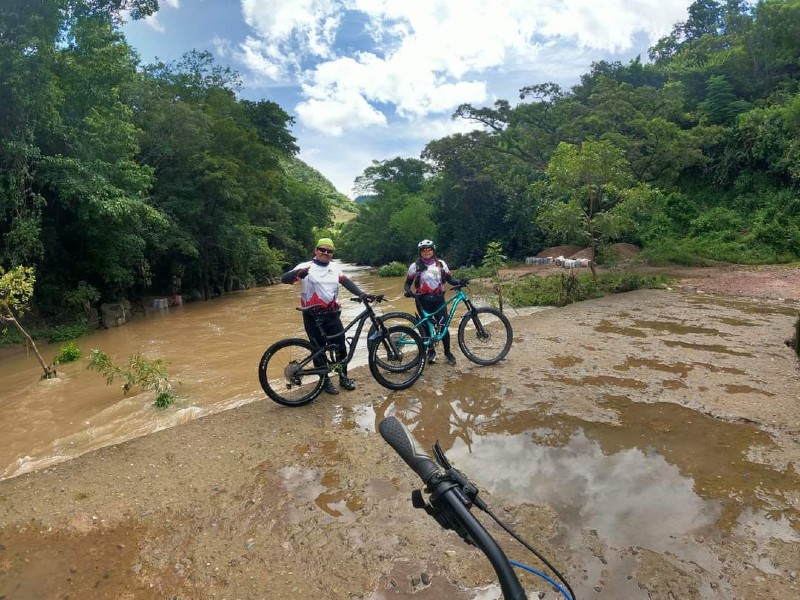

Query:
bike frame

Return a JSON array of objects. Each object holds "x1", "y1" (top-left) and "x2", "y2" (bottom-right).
[
  {"x1": 300, "y1": 298, "x2": 391, "y2": 376},
  {"x1": 413, "y1": 287, "x2": 478, "y2": 343}
]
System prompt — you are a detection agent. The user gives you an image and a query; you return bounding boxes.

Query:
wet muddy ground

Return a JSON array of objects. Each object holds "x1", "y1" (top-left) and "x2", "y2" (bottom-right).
[{"x1": 1, "y1": 266, "x2": 799, "y2": 599}]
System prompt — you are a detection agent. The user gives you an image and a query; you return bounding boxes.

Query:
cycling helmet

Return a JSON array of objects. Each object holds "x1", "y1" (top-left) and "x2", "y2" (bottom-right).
[{"x1": 417, "y1": 239, "x2": 436, "y2": 250}]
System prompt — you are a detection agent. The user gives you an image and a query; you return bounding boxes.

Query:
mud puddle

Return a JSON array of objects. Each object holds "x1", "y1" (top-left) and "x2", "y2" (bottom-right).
[{"x1": 355, "y1": 373, "x2": 800, "y2": 598}]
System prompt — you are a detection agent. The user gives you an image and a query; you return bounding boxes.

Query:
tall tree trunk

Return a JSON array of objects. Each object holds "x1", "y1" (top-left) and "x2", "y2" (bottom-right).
[{"x1": 2, "y1": 310, "x2": 56, "y2": 379}]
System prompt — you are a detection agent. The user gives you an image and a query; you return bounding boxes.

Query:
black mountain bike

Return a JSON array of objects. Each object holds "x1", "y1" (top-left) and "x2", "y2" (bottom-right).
[
  {"x1": 379, "y1": 416, "x2": 576, "y2": 600},
  {"x1": 258, "y1": 295, "x2": 425, "y2": 407}
]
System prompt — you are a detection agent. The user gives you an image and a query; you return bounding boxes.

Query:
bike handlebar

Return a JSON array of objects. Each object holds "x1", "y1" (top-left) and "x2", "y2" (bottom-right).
[
  {"x1": 378, "y1": 416, "x2": 441, "y2": 485},
  {"x1": 379, "y1": 416, "x2": 527, "y2": 600}
]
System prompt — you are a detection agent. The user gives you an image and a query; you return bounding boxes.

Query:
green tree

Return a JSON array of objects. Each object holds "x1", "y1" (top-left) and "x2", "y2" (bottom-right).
[
  {"x1": 699, "y1": 75, "x2": 751, "y2": 125},
  {"x1": 0, "y1": 266, "x2": 55, "y2": 378},
  {"x1": 540, "y1": 141, "x2": 634, "y2": 279}
]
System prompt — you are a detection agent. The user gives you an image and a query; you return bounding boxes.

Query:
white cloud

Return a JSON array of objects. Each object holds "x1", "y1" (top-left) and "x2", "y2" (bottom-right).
[
  {"x1": 143, "y1": 14, "x2": 166, "y2": 33},
  {"x1": 163, "y1": 0, "x2": 181, "y2": 9},
  {"x1": 236, "y1": 0, "x2": 690, "y2": 135},
  {"x1": 295, "y1": 84, "x2": 387, "y2": 136}
]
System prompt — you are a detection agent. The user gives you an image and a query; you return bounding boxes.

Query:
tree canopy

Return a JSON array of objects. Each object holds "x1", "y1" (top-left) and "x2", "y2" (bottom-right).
[{"x1": 3, "y1": 0, "x2": 800, "y2": 333}]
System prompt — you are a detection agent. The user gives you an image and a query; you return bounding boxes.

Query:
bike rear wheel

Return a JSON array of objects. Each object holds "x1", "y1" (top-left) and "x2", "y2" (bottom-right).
[
  {"x1": 368, "y1": 325, "x2": 426, "y2": 390},
  {"x1": 457, "y1": 308, "x2": 513, "y2": 365},
  {"x1": 258, "y1": 338, "x2": 325, "y2": 407}
]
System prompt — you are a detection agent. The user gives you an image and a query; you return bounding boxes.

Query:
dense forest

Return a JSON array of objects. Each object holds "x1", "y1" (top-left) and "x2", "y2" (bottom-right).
[
  {"x1": 2, "y1": 0, "x2": 800, "y2": 333},
  {"x1": 0, "y1": 0, "x2": 354, "y2": 331},
  {"x1": 336, "y1": 0, "x2": 800, "y2": 270}
]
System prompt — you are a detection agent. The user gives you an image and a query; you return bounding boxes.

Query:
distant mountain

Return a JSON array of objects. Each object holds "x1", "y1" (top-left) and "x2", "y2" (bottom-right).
[{"x1": 281, "y1": 156, "x2": 359, "y2": 213}]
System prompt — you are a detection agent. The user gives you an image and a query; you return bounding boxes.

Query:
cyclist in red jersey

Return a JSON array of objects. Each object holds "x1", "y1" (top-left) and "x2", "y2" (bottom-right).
[{"x1": 281, "y1": 238, "x2": 370, "y2": 394}]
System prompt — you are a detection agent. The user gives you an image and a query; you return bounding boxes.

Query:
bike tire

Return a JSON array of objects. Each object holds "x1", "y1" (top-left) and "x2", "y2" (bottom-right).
[
  {"x1": 368, "y1": 325, "x2": 426, "y2": 390},
  {"x1": 258, "y1": 338, "x2": 325, "y2": 407},
  {"x1": 457, "y1": 308, "x2": 513, "y2": 366}
]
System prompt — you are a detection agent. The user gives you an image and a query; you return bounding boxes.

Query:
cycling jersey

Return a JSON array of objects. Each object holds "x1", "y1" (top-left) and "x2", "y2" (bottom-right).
[
  {"x1": 290, "y1": 259, "x2": 347, "y2": 309},
  {"x1": 406, "y1": 257, "x2": 452, "y2": 295}
]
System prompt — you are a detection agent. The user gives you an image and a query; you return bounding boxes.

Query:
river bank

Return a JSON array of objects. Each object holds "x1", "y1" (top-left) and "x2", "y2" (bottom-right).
[{"x1": 1, "y1": 265, "x2": 799, "y2": 599}]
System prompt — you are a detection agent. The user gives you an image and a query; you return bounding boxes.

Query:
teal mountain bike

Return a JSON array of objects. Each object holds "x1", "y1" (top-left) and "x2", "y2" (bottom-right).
[{"x1": 373, "y1": 281, "x2": 513, "y2": 366}]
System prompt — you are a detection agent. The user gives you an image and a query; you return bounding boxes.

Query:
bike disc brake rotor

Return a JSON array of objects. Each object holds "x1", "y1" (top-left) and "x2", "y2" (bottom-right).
[{"x1": 283, "y1": 360, "x2": 303, "y2": 387}]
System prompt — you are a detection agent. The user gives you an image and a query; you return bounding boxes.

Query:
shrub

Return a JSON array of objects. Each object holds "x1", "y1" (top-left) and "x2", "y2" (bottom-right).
[
  {"x1": 377, "y1": 261, "x2": 407, "y2": 277},
  {"x1": 53, "y1": 342, "x2": 81, "y2": 365},
  {"x1": 503, "y1": 272, "x2": 672, "y2": 307}
]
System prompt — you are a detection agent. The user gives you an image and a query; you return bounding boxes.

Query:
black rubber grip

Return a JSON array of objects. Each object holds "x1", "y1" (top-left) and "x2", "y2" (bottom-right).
[{"x1": 378, "y1": 416, "x2": 440, "y2": 484}]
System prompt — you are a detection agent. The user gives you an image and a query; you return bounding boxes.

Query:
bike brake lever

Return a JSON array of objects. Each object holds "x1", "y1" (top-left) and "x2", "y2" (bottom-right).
[
  {"x1": 433, "y1": 442, "x2": 487, "y2": 511},
  {"x1": 433, "y1": 441, "x2": 451, "y2": 469}
]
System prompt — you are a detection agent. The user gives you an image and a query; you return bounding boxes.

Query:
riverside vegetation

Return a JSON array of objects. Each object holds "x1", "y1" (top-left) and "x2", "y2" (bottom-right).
[{"x1": 2, "y1": 1, "x2": 799, "y2": 354}]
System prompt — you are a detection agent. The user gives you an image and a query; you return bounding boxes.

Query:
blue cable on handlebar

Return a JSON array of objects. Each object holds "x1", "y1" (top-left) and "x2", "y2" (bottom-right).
[
  {"x1": 379, "y1": 416, "x2": 576, "y2": 600},
  {"x1": 510, "y1": 560, "x2": 574, "y2": 600}
]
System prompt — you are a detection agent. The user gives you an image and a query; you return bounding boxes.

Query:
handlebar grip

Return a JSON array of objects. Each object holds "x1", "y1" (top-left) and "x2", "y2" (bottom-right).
[{"x1": 378, "y1": 416, "x2": 440, "y2": 485}]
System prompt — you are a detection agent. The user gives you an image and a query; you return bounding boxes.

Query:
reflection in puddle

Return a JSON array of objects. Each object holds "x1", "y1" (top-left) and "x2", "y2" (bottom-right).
[
  {"x1": 280, "y1": 465, "x2": 361, "y2": 522},
  {"x1": 369, "y1": 385, "x2": 800, "y2": 597}
]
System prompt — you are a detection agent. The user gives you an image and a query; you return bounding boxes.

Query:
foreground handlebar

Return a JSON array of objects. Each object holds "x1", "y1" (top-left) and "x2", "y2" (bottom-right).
[
  {"x1": 380, "y1": 416, "x2": 528, "y2": 599},
  {"x1": 378, "y1": 416, "x2": 440, "y2": 485}
]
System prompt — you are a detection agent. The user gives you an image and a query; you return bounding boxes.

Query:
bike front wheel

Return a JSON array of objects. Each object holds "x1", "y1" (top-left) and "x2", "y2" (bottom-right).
[
  {"x1": 457, "y1": 308, "x2": 513, "y2": 365},
  {"x1": 258, "y1": 338, "x2": 325, "y2": 407},
  {"x1": 368, "y1": 325, "x2": 426, "y2": 390}
]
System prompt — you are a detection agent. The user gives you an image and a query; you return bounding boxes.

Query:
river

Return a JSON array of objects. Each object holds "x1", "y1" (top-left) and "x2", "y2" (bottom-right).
[{"x1": 0, "y1": 264, "x2": 416, "y2": 480}]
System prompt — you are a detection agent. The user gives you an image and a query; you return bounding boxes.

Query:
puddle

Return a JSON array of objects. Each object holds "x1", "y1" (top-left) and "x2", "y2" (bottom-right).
[
  {"x1": 594, "y1": 321, "x2": 648, "y2": 337},
  {"x1": 546, "y1": 373, "x2": 648, "y2": 389},
  {"x1": 595, "y1": 317, "x2": 734, "y2": 339},
  {"x1": 688, "y1": 296, "x2": 800, "y2": 317},
  {"x1": 548, "y1": 356, "x2": 583, "y2": 369},
  {"x1": 723, "y1": 384, "x2": 775, "y2": 396},
  {"x1": 662, "y1": 339, "x2": 753, "y2": 357},
  {"x1": 632, "y1": 319, "x2": 725, "y2": 336},
  {"x1": 613, "y1": 356, "x2": 693, "y2": 378},
  {"x1": 367, "y1": 379, "x2": 800, "y2": 598}
]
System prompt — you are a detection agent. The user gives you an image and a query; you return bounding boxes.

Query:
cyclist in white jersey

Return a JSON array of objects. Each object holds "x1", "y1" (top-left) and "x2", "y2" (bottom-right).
[
  {"x1": 403, "y1": 239, "x2": 462, "y2": 365},
  {"x1": 281, "y1": 237, "x2": 371, "y2": 395}
]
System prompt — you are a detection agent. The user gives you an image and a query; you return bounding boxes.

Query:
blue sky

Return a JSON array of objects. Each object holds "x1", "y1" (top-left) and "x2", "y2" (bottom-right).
[{"x1": 123, "y1": 0, "x2": 696, "y2": 198}]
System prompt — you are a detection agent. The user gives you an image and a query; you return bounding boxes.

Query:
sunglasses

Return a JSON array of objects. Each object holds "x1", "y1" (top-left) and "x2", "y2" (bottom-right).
[
  {"x1": 420, "y1": 247, "x2": 434, "y2": 251},
  {"x1": 316, "y1": 247, "x2": 334, "y2": 255}
]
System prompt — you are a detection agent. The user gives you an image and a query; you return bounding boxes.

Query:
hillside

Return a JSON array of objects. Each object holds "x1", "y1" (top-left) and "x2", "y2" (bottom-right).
[{"x1": 281, "y1": 156, "x2": 360, "y2": 214}]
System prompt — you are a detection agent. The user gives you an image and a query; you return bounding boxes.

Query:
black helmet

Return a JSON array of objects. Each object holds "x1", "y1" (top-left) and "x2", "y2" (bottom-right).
[{"x1": 417, "y1": 239, "x2": 436, "y2": 250}]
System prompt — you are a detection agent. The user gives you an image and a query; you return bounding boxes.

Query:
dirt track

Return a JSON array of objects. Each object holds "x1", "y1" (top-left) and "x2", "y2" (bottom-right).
[{"x1": 1, "y1": 264, "x2": 799, "y2": 599}]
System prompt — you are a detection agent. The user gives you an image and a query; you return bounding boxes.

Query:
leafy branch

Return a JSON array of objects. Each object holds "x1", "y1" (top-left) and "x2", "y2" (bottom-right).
[{"x1": 87, "y1": 349, "x2": 177, "y2": 408}]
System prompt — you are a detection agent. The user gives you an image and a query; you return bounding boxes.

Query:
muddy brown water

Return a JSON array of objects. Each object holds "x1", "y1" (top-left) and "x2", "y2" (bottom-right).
[
  {"x1": 1, "y1": 267, "x2": 800, "y2": 599},
  {"x1": 0, "y1": 265, "x2": 419, "y2": 480}
]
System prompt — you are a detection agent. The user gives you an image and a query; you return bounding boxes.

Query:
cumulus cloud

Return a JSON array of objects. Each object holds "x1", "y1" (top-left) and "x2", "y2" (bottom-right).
[
  {"x1": 138, "y1": 0, "x2": 180, "y2": 32},
  {"x1": 142, "y1": 14, "x2": 166, "y2": 33},
  {"x1": 237, "y1": 0, "x2": 690, "y2": 134}
]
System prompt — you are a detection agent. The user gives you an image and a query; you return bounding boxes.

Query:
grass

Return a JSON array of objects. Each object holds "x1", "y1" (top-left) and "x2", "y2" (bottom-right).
[{"x1": 502, "y1": 272, "x2": 674, "y2": 308}]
